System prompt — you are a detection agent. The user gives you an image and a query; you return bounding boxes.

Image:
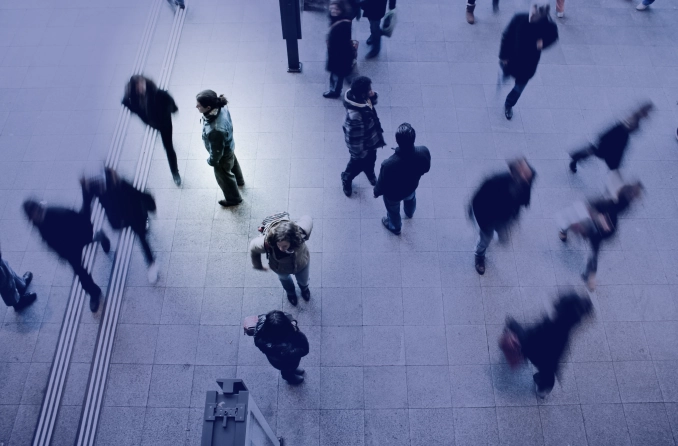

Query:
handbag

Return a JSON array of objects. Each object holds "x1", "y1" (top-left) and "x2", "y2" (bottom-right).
[
  {"x1": 499, "y1": 328, "x2": 524, "y2": 369},
  {"x1": 351, "y1": 39, "x2": 359, "y2": 67},
  {"x1": 243, "y1": 315, "x2": 259, "y2": 336},
  {"x1": 380, "y1": 8, "x2": 397, "y2": 37}
]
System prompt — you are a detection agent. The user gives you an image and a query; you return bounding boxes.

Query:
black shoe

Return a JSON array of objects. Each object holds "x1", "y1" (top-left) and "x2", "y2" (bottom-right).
[
  {"x1": 287, "y1": 292, "x2": 298, "y2": 306},
  {"x1": 493, "y1": 0, "x2": 499, "y2": 12},
  {"x1": 218, "y1": 199, "x2": 242, "y2": 207},
  {"x1": 381, "y1": 217, "x2": 401, "y2": 235},
  {"x1": 89, "y1": 295, "x2": 100, "y2": 312},
  {"x1": 323, "y1": 91, "x2": 340, "y2": 99},
  {"x1": 237, "y1": 180, "x2": 245, "y2": 187},
  {"x1": 14, "y1": 292, "x2": 37, "y2": 312},
  {"x1": 342, "y1": 177, "x2": 352, "y2": 197},
  {"x1": 23, "y1": 271, "x2": 33, "y2": 288},
  {"x1": 367, "y1": 175, "x2": 377, "y2": 186},
  {"x1": 504, "y1": 106, "x2": 513, "y2": 120},
  {"x1": 173, "y1": 173, "x2": 182, "y2": 187},
  {"x1": 475, "y1": 255, "x2": 485, "y2": 275},
  {"x1": 95, "y1": 231, "x2": 110, "y2": 254},
  {"x1": 295, "y1": 368, "x2": 305, "y2": 375},
  {"x1": 285, "y1": 374, "x2": 304, "y2": 385},
  {"x1": 367, "y1": 36, "x2": 373, "y2": 45},
  {"x1": 301, "y1": 286, "x2": 311, "y2": 301},
  {"x1": 569, "y1": 159, "x2": 577, "y2": 173},
  {"x1": 366, "y1": 50, "x2": 379, "y2": 59}
]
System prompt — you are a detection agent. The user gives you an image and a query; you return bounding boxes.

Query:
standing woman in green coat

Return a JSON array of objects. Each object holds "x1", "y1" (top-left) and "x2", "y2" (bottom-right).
[{"x1": 196, "y1": 90, "x2": 245, "y2": 207}]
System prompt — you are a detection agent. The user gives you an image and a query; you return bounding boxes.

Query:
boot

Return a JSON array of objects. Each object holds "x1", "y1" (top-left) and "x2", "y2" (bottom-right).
[
  {"x1": 173, "y1": 172, "x2": 182, "y2": 187},
  {"x1": 558, "y1": 229, "x2": 567, "y2": 242},
  {"x1": 341, "y1": 176, "x2": 352, "y2": 197},
  {"x1": 284, "y1": 374, "x2": 304, "y2": 385},
  {"x1": 295, "y1": 368, "x2": 306, "y2": 375},
  {"x1": 300, "y1": 286, "x2": 311, "y2": 301},
  {"x1": 14, "y1": 292, "x2": 37, "y2": 312},
  {"x1": 287, "y1": 291, "x2": 298, "y2": 306},
  {"x1": 366, "y1": 173, "x2": 377, "y2": 186},
  {"x1": 475, "y1": 255, "x2": 485, "y2": 275},
  {"x1": 23, "y1": 271, "x2": 33, "y2": 288},
  {"x1": 504, "y1": 105, "x2": 513, "y2": 120},
  {"x1": 466, "y1": 3, "x2": 475, "y2": 24},
  {"x1": 492, "y1": 0, "x2": 499, "y2": 12},
  {"x1": 569, "y1": 159, "x2": 577, "y2": 173},
  {"x1": 95, "y1": 231, "x2": 110, "y2": 254}
]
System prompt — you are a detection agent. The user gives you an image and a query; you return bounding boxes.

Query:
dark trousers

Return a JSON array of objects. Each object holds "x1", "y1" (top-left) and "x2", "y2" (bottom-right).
[
  {"x1": 134, "y1": 225, "x2": 154, "y2": 265},
  {"x1": 383, "y1": 192, "x2": 416, "y2": 233},
  {"x1": 533, "y1": 371, "x2": 555, "y2": 394},
  {"x1": 66, "y1": 252, "x2": 101, "y2": 299},
  {"x1": 158, "y1": 123, "x2": 179, "y2": 176},
  {"x1": 368, "y1": 19, "x2": 382, "y2": 53},
  {"x1": 329, "y1": 72, "x2": 345, "y2": 95},
  {"x1": 214, "y1": 153, "x2": 244, "y2": 203},
  {"x1": 278, "y1": 357, "x2": 302, "y2": 382},
  {"x1": 505, "y1": 80, "x2": 528, "y2": 108},
  {"x1": 341, "y1": 150, "x2": 377, "y2": 183},
  {"x1": 570, "y1": 144, "x2": 595, "y2": 165}
]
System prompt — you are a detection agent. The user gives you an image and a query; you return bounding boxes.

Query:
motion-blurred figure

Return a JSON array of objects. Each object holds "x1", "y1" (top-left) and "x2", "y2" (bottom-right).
[
  {"x1": 122, "y1": 75, "x2": 182, "y2": 186},
  {"x1": 23, "y1": 185, "x2": 110, "y2": 312},
  {"x1": 469, "y1": 158, "x2": 535, "y2": 275},
  {"x1": 569, "y1": 103, "x2": 653, "y2": 177},
  {"x1": 636, "y1": 0, "x2": 655, "y2": 10},
  {"x1": 466, "y1": 0, "x2": 499, "y2": 25},
  {"x1": 373, "y1": 123, "x2": 431, "y2": 235},
  {"x1": 0, "y1": 246, "x2": 36, "y2": 312},
  {"x1": 166, "y1": 0, "x2": 185, "y2": 10},
  {"x1": 324, "y1": 0, "x2": 355, "y2": 99},
  {"x1": 499, "y1": 4, "x2": 558, "y2": 120},
  {"x1": 360, "y1": 0, "x2": 396, "y2": 58},
  {"x1": 500, "y1": 292, "x2": 593, "y2": 398},
  {"x1": 341, "y1": 76, "x2": 385, "y2": 197},
  {"x1": 196, "y1": 90, "x2": 245, "y2": 208},
  {"x1": 556, "y1": 182, "x2": 643, "y2": 290},
  {"x1": 83, "y1": 168, "x2": 159, "y2": 284}
]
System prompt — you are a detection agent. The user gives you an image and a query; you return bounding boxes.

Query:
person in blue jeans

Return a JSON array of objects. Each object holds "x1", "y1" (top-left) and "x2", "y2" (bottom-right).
[{"x1": 373, "y1": 123, "x2": 431, "y2": 235}]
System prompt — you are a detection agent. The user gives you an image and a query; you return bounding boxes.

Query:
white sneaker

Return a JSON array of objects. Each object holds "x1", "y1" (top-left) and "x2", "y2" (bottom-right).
[
  {"x1": 636, "y1": 3, "x2": 648, "y2": 10},
  {"x1": 147, "y1": 263, "x2": 159, "y2": 284},
  {"x1": 556, "y1": 11, "x2": 564, "y2": 18}
]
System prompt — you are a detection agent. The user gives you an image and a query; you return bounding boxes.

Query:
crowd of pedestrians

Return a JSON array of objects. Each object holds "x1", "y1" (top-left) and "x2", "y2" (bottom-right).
[{"x1": 2, "y1": 0, "x2": 672, "y2": 405}]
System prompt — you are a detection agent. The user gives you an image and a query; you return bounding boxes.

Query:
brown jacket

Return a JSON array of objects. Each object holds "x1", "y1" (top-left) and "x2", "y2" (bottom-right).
[{"x1": 249, "y1": 216, "x2": 313, "y2": 274}]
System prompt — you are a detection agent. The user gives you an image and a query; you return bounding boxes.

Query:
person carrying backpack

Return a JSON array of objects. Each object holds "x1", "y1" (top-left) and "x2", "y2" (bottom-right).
[{"x1": 250, "y1": 214, "x2": 313, "y2": 306}]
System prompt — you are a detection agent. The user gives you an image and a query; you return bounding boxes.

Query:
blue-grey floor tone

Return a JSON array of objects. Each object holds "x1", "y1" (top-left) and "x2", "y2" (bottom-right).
[{"x1": 1, "y1": 0, "x2": 678, "y2": 444}]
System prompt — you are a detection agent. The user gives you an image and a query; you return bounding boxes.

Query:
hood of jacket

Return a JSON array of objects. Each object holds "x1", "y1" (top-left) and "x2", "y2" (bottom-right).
[{"x1": 343, "y1": 89, "x2": 377, "y2": 111}]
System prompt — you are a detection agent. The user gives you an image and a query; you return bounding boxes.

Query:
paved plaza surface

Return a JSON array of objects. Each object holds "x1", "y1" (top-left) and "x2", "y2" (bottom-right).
[{"x1": 1, "y1": 0, "x2": 678, "y2": 444}]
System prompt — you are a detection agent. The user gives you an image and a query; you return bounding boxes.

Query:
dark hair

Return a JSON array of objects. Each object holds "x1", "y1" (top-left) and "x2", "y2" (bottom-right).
[
  {"x1": 553, "y1": 293, "x2": 593, "y2": 326},
  {"x1": 266, "y1": 221, "x2": 306, "y2": 251},
  {"x1": 129, "y1": 75, "x2": 157, "y2": 94},
  {"x1": 259, "y1": 310, "x2": 296, "y2": 339},
  {"x1": 196, "y1": 90, "x2": 228, "y2": 110},
  {"x1": 350, "y1": 76, "x2": 372, "y2": 100},
  {"x1": 395, "y1": 123, "x2": 416, "y2": 148},
  {"x1": 23, "y1": 200, "x2": 41, "y2": 221}
]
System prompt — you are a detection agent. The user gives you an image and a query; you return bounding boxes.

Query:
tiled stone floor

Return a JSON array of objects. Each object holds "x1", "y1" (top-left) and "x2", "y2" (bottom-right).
[{"x1": 1, "y1": 0, "x2": 678, "y2": 444}]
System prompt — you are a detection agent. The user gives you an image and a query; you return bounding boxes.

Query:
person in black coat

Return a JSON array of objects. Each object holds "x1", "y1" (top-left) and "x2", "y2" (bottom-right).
[
  {"x1": 324, "y1": 0, "x2": 356, "y2": 99},
  {"x1": 23, "y1": 185, "x2": 111, "y2": 312},
  {"x1": 502, "y1": 292, "x2": 593, "y2": 398},
  {"x1": 360, "y1": 0, "x2": 396, "y2": 58},
  {"x1": 499, "y1": 4, "x2": 558, "y2": 120},
  {"x1": 569, "y1": 102, "x2": 653, "y2": 173},
  {"x1": 253, "y1": 310, "x2": 310, "y2": 385},
  {"x1": 0, "y1": 246, "x2": 36, "y2": 312},
  {"x1": 122, "y1": 75, "x2": 182, "y2": 186},
  {"x1": 557, "y1": 182, "x2": 643, "y2": 291},
  {"x1": 373, "y1": 123, "x2": 431, "y2": 235},
  {"x1": 470, "y1": 157, "x2": 535, "y2": 275},
  {"x1": 82, "y1": 167, "x2": 159, "y2": 284}
]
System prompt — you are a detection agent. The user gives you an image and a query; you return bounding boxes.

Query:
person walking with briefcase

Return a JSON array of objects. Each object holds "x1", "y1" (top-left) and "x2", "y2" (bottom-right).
[{"x1": 360, "y1": 0, "x2": 396, "y2": 58}]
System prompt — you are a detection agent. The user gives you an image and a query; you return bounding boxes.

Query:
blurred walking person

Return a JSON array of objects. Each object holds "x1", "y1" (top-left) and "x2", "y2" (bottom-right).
[
  {"x1": 0, "y1": 246, "x2": 36, "y2": 312},
  {"x1": 341, "y1": 76, "x2": 385, "y2": 197},
  {"x1": 196, "y1": 90, "x2": 245, "y2": 208},
  {"x1": 373, "y1": 123, "x2": 431, "y2": 235},
  {"x1": 466, "y1": 0, "x2": 499, "y2": 24},
  {"x1": 83, "y1": 168, "x2": 159, "y2": 285},
  {"x1": 636, "y1": 0, "x2": 655, "y2": 10},
  {"x1": 250, "y1": 214, "x2": 313, "y2": 306},
  {"x1": 23, "y1": 184, "x2": 111, "y2": 312},
  {"x1": 569, "y1": 102, "x2": 653, "y2": 177},
  {"x1": 253, "y1": 310, "x2": 309, "y2": 385},
  {"x1": 324, "y1": 0, "x2": 356, "y2": 99},
  {"x1": 122, "y1": 75, "x2": 182, "y2": 186},
  {"x1": 499, "y1": 4, "x2": 558, "y2": 120},
  {"x1": 500, "y1": 292, "x2": 593, "y2": 398},
  {"x1": 556, "y1": 182, "x2": 643, "y2": 290},
  {"x1": 469, "y1": 158, "x2": 535, "y2": 275},
  {"x1": 360, "y1": 0, "x2": 396, "y2": 58}
]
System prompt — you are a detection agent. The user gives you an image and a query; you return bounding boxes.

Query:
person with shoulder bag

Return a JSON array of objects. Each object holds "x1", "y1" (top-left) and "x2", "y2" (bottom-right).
[
  {"x1": 360, "y1": 0, "x2": 395, "y2": 58},
  {"x1": 250, "y1": 310, "x2": 309, "y2": 385},
  {"x1": 250, "y1": 215, "x2": 313, "y2": 306},
  {"x1": 324, "y1": 0, "x2": 357, "y2": 99}
]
